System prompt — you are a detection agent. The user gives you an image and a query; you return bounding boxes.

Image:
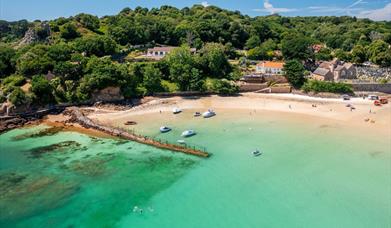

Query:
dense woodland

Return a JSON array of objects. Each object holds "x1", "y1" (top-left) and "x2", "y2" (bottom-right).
[{"x1": 0, "y1": 5, "x2": 390, "y2": 108}]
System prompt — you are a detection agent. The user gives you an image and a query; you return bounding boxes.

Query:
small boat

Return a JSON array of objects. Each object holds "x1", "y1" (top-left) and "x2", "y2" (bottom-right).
[
  {"x1": 173, "y1": 108, "x2": 182, "y2": 114},
  {"x1": 194, "y1": 112, "x2": 201, "y2": 117},
  {"x1": 181, "y1": 130, "x2": 196, "y2": 137},
  {"x1": 177, "y1": 140, "x2": 186, "y2": 144},
  {"x1": 202, "y1": 109, "x2": 216, "y2": 118},
  {"x1": 124, "y1": 121, "x2": 137, "y2": 125},
  {"x1": 159, "y1": 126, "x2": 171, "y2": 133},
  {"x1": 252, "y1": 149, "x2": 262, "y2": 157}
]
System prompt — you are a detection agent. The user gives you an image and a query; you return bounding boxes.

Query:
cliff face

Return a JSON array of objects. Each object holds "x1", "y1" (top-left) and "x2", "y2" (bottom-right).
[
  {"x1": 91, "y1": 87, "x2": 124, "y2": 102},
  {"x1": 18, "y1": 23, "x2": 51, "y2": 47}
]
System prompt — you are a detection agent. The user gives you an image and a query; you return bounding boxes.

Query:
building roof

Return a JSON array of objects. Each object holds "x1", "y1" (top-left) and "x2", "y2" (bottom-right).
[
  {"x1": 147, "y1": 46, "x2": 196, "y2": 53},
  {"x1": 313, "y1": 67, "x2": 331, "y2": 76},
  {"x1": 257, "y1": 61, "x2": 285, "y2": 69},
  {"x1": 147, "y1": 46, "x2": 177, "y2": 52}
]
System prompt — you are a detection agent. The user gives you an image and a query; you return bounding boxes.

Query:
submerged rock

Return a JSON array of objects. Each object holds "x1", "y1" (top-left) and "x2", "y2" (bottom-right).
[
  {"x1": 0, "y1": 172, "x2": 79, "y2": 222},
  {"x1": 28, "y1": 141, "x2": 82, "y2": 158},
  {"x1": 12, "y1": 126, "x2": 64, "y2": 141}
]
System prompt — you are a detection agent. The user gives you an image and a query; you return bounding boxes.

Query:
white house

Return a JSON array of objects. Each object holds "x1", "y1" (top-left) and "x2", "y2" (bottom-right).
[
  {"x1": 146, "y1": 46, "x2": 196, "y2": 60},
  {"x1": 256, "y1": 61, "x2": 285, "y2": 75}
]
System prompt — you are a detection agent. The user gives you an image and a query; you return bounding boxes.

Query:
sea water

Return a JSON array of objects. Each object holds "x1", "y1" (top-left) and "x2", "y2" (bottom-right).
[{"x1": 0, "y1": 110, "x2": 390, "y2": 228}]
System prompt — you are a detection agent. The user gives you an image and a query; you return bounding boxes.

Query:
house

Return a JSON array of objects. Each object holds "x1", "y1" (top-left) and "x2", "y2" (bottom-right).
[
  {"x1": 146, "y1": 46, "x2": 196, "y2": 60},
  {"x1": 311, "y1": 68, "x2": 334, "y2": 81},
  {"x1": 256, "y1": 61, "x2": 285, "y2": 75},
  {"x1": 312, "y1": 60, "x2": 356, "y2": 81}
]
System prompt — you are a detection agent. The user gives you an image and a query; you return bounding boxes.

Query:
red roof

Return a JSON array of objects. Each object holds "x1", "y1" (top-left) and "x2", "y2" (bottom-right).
[{"x1": 257, "y1": 61, "x2": 285, "y2": 69}]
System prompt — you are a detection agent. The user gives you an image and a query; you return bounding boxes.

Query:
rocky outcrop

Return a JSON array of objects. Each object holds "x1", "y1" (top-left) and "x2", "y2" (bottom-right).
[
  {"x1": 91, "y1": 87, "x2": 124, "y2": 103},
  {"x1": 18, "y1": 22, "x2": 51, "y2": 47}
]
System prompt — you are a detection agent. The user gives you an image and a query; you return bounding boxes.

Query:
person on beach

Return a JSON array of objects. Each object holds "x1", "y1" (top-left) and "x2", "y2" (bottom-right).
[{"x1": 289, "y1": 105, "x2": 292, "y2": 109}]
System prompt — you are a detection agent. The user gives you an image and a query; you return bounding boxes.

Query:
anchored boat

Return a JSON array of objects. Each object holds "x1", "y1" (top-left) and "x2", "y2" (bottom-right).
[
  {"x1": 173, "y1": 108, "x2": 182, "y2": 114},
  {"x1": 252, "y1": 149, "x2": 262, "y2": 157},
  {"x1": 181, "y1": 130, "x2": 196, "y2": 137},
  {"x1": 160, "y1": 126, "x2": 172, "y2": 133},
  {"x1": 202, "y1": 109, "x2": 216, "y2": 118}
]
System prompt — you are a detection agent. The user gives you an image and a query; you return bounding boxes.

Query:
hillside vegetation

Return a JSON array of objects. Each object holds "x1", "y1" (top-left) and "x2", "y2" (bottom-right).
[{"x1": 0, "y1": 5, "x2": 390, "y2": 108}]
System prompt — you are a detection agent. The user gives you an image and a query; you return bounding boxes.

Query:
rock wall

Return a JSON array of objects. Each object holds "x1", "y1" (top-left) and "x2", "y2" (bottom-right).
[
  {"x1": 350, "y1": 83, "x2": 391, "y2": 94},
  {"x1": 91, "y1": 87, "x2": 124, "y2": 102}
]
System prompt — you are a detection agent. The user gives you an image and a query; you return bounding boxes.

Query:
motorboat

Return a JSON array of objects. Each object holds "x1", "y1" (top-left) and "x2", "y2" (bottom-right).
[
  {"x1": 173, "y1": 107, "x2": 182, "y2": 114},
  {"x1": 202, "y1": 109, "x2": 216, "y2": 118},
  {"x1": 159, "y1": 126, "x2": 171, "y2": 133},
  {"x1": 181, "y1": 130, "x2": 196, "y2": 137},
  {"x1": 194, "y1": 112, "x2": 201, "y2": 117},
  {"x1": 177, "y1": 140, "x2": 186, "y2": 144},
  {"x1": 252, "y1": 149, "x2": 262, "y2": 157}
]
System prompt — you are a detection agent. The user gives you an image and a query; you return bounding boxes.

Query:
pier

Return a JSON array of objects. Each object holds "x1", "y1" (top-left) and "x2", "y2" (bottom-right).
[{"x1": 66, "y1": 107, "x2": 210, "y2": 158}]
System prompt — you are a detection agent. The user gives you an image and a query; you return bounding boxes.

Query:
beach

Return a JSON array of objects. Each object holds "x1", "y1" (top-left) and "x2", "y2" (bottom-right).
[{"x1": 84, "y1": 93, "x2": 391, "y2": 136}]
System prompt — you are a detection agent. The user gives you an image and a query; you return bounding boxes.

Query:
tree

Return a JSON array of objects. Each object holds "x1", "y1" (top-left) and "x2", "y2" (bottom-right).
[
  {"x1": 74, "y1": 35, "x2": 117, "y2": 57},
  {"x1": 9, "y1": 87, "x2": 29, "y2": 106},
  {"x1": 351, "y1": 45, "x2": 367, "y2": 64},
  {"x1": 283, "y1": 60, "x2": 305, "y2": 88},
  {"x1": 143, "y1": 64, "x2": 162, "y2": 94},
  {"x1": 315, "y1": 47, "x2": 333, "y2": 61},
  {"x1": 245, "y1": 36, "x2": 262, "y2": 50},
  {"x1": 60, "y1": 23, "x2": 80, "y2": 40},
  {"x1": 0, "y1": 44, "x2": 16, "y2": 77},
  {"x1": 75, "y1": 13, "x2": 100, "y2": 31},
  {"x1": 16, "y1": 45, "x2": 54, "y2": 76},
  {"x1": 31, "y1": 75, "x2": 54, "y2": 104},
  {"x1": 281, "y1": 34, "x2": 313, "y2": 60},
  {"x1": 53, "y1": 61, "x2": 82, "y2": 80},
  {"x1": 198, "y1": 43, "x2": 232, "y2": 78},
  {"x1": 367, "y1": 40, "x2": 391, "y2": 67},
  {"x1": 47, "y1": 43, "x2": 72, "y2": 62}
]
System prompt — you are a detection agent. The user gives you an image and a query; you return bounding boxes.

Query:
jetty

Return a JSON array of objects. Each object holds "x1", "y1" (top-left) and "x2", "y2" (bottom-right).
[{"x1": 65, "y1": 107, "x2": 210, "y2": 158}]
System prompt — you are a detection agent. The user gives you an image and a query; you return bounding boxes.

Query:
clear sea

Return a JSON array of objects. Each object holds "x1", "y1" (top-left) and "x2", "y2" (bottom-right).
[{"x1": 0, "y1": 110, "x2": 390, "y2": 228}]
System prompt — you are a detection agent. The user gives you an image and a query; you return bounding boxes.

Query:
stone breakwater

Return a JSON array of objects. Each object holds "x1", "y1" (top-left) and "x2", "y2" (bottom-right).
[{"x1": 64, "y1": 107, "x2": 210, "y2": 158}]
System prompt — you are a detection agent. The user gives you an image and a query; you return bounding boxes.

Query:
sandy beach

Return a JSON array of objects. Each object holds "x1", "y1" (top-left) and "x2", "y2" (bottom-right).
[{"x1": 83, "y1": 93, "x2": 390, "y2": 136}]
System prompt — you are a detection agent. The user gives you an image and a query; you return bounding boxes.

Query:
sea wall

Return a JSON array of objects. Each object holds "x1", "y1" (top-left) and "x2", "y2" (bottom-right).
[
  {"x1": 65, "y1": 107, "x2": 210, "y2": 158},
  {"x1": 349, "y1": 83, "x2": 391, "y2": 94}
]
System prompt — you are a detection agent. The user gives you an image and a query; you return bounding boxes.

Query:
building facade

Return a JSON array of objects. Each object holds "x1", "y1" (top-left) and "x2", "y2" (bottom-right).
[{"x1": 256, "y1": 61, "x2": 285, "y2": 75}]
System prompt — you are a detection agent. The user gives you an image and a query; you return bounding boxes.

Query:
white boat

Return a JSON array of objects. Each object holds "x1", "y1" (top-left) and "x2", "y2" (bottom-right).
[
  {"x1": 181, "y1": 130, "x2": 196, "y2": 137},
  {"x1": 159, "y1": 126, "x2": 171, "y2": 133},
  {"x1": 252, "y1": 149, "x2": 262, "y2": 157},
  {"x1": 177, "y1": 140, "x2": 186, "y2": 144},
  {"x1": 173, "y1": 108, "x2": 182, "y2": 114},
  {"x1": 202, "y1": 109, "x2": 216, "y2": 118},
  {"x1": 194, "y1": 112, "x2": 201, "y2": 117}
]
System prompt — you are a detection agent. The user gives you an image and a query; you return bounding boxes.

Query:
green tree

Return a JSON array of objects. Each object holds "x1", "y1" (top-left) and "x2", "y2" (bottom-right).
[
  {"x1": 16, "y1": 45, "x2": 54, "y2": 76},
  {"x1": 281, "y1": 34, "x2": 313, "y2": 60},
  {"x1": 0, "y1": 44, "x2": 16, "y2": 77},
  {"x1": 9, "y1": 87, "x2": 29, "y2": 106},
  {"x1": 47, "y1": 43, "x2": 72, "y2": 62},
  {"x1": 283, "y1": 60, "x2": 305, "y2": 88},
  {"x1": 245, "y1": 36, "x2": 262, "y2": 50},
  {"x1": 60, "y1": 23, "x2": 80, "y2": 40},
  {"x1": 351, "y1": 45, "x2": 367, "y2": 64},
  {"x1": 198, "y1": 43, "x2": 232, "y2": 78},
  {"x1": 367, "y1": 40, "x2": 391, "y2": 67},
  {"x1": 315, "y1": 47, "x2": 333, "y2": 61},
  {"x1": 74, "y1": 35, "x2": 117, "y2": 57},
  {"x1": 75, "y1": 13, "x2": 100, "y2": 31},
  {"x1": 31, "y1": 75, "x2": 54, "y2": 104},
  {"x1": 143, "y1": 64, "x2": 162, "y2": 94}
]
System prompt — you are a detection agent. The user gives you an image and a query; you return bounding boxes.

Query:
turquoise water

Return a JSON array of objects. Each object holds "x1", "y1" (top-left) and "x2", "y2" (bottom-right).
[{"x1": 1, "y1": 111, "x2": 390, "y2": 228}]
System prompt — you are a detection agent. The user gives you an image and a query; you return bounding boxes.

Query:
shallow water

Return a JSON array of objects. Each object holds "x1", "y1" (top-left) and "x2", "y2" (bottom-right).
[{"x1": 1, "y1": 110, "x2": 390, "y2": 228}]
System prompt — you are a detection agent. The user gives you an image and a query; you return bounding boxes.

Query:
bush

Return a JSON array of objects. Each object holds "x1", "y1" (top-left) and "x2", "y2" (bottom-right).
[
  {"x1": 302, "y1": 80, "x2": 353, "y2": 94},
  {"x1": 2, "y1": 75, "x2": 26, "y2": 87},
  {"x1": 9, "y1": 87, "x2": 28, "y2": 106},
  {"x1": 207, "y1": 78, "x2": 239, "y2": 95}
]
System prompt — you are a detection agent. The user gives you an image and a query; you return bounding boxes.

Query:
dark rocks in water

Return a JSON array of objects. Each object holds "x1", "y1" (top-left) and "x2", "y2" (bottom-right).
[
  {"x1": 0, "y1": 117, "x2": 27, "y2": 133},
  {"x1": 0, "y1": 172, "x2": 79, "y2": 222},
  {"x1": 66, "y1": 156, "x2": 114, "y2": 176},
  {"x1": 114, "y1": 140, "x2": 128, "y2": 145},
  {"x1": 12, "y1": 126, "x2": 64, "y2": 141},
  {"x1": 28, "y1": 141, "x2": 82, "y2": 158}
]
